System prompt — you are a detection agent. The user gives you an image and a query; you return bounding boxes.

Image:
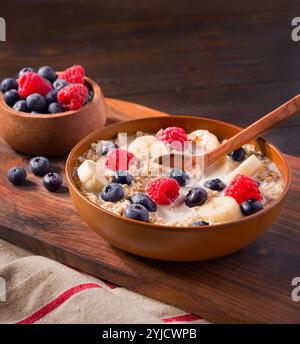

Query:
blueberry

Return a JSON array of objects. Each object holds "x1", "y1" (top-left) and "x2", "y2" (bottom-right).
[
  {"x1": 100, "y1": 183, "x2": 124, "y2": 202},
  {"x1": 84, "y1": 89, "x2": 94, "y2": 104},
  {"x1": 240, "y1": 198, "x2": 263, "y2": 216},
  {"x1": 185, "y1": 187, "x2": 208, "y2": 208},
  {"x1": 26, "y1": 93, "x2": 47, "y2": 111},
  {"x1": 204, "y1": 178, "x2": 226, "y2": 191},
  {"x1": 1, "y1": 78, "x2": 18, "y2": 93},
  {"x1": 4, "y1": 89, "x2": 20, "y2": 106},
  {"x1": 13, "y1": 100, "x2": 29, "y2": 113},
  {"x1": 48, "y1": 102, "x2": 63, "y2": 114},
  {"x1": 29, "y1": 156, "x2": 50, "y2": 176},
  {"x1": 131, "y1": 193, "x2": 157, "y2": 212},
  {"x1": 112, "y1": 172, "x2": 133, "y2": 185},
  {"x1": 46, "y1": 90, "x2": 58, "y2": 103},
  {"x1": 31, "y1": 111, "x2": 41, "y2": 114},
  {"x1": 43, "y1": 172, "x2": 62, "y2": 192},
  {"x1": 192, "y1": 220, "x2": 209, "y2": 226},
  {"x1": 170, "y1": 168, "x2": 189, "y2": 186},
  {"x1": 97, "y1": 140, "x2": 117, "y2": 156},
  {"x1": 87, "y1": 89, "x2": 94, "y2": 102},
  {"x1": 38, "y1": 66, "x2": 57, "y2": 83},
  {"x1": 124, "y1": 204, "x2": 149, "y2": 222},
  {"x1": 228, "y1": 148, "x2": 246, "y2": 162},
  {"x1": 18, "y1": 67, "x2": 34, "y2": 78},
  {"x1": 7, "y1": 167, "x2": 27, "y2": 186},
  {"x1": 53, "y1": 79, "x2": 68, "y2": 91}
]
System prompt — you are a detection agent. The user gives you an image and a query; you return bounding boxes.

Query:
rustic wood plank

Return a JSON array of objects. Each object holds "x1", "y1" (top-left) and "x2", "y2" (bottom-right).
[
  {"x1": 2, "y1": 0, "x2": 300, "y2": 26},
  {"x1": 0, "y1": 99, "x2": 299, "y2": 324}
]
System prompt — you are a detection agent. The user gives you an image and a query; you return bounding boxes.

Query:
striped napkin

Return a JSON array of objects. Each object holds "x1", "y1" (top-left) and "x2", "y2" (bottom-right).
[{"x1": 0, "y1": 239, "x2": 208, "y2": 324}]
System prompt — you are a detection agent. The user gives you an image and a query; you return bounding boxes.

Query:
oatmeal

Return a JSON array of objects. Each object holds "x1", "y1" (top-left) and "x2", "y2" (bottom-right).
[{"x1": 74, "y1": 126, "x2": 283, "y2": 227}]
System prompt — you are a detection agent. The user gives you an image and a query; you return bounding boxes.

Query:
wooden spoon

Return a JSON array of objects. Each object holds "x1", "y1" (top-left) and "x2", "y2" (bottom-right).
[{"x1": 156, "y1": 94, "x2": 300, "y2": 171}]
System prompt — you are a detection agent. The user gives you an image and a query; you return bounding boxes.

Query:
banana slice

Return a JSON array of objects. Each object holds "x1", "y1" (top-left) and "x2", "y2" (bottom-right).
[
  {"x1": 188, "y1": 130, "x2": 220, "y2": 152},
  {"x1": 128, "y1": 135, "x2": 168, "y2": 160},
  {"x1": 227, "y1": 154, "x2": 263, "y2": 182},
  {"x1": 203, "y1": 156, "x2": 237, "y2": 180},
  {"x1": 195, "y1": 196, "x2": 242, "y2": 224},
  {"x1": 77, "y1": 160, "x2": 108, "y2": 192}
]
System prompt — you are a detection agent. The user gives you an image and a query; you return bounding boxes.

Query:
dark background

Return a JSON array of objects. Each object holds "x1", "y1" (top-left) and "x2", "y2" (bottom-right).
[{"x1": 1, "y1": 0, "x2": 300, "y2": 155}]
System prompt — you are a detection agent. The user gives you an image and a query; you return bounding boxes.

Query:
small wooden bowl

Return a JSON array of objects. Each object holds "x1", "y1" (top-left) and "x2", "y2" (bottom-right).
[
  {"x1": 0, "y1": 76, "x2": 106, "y2": 156},
  {"x1": 66, "y1": 116, "x2": 291, "y2": 261}
]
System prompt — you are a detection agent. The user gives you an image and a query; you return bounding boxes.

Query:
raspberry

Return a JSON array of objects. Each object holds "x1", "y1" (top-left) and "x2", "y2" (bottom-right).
[
  {"x1": 57, "y1": 83, "x2": 88, "y2": 111},
  {"x1": 225, "y1": 174, "x2": 262, "y2": 204},
  {"x1": 60, "y1": 65, "x2": 85, "y2": 84},
  {"x1": 105, "y1": 149, "x2": 137, "y2": 171},
  {"x1": 18, "y1": 72, "x2": 52, "y2": 98},
  {"x1": 156, "y1": 127, "x2": 187, "y2": 149},
  {"x1": 146, "y1": 178, "x2": 180, "y2": 205}
]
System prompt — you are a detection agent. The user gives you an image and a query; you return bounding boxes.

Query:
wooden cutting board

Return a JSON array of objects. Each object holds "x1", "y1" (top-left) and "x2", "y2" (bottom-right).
[{"x1": 0, "y1": 98, "x2": 299, "y2": 324}]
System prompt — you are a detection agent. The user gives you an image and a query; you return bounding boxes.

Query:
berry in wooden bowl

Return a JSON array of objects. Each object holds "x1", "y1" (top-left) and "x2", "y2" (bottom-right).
[{"x1": 0, "y1": 65, "x2": 106, "y2": 156}]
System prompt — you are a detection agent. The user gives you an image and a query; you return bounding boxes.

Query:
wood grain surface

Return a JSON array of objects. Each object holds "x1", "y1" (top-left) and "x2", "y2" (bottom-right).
[
  {"x1": 0, "y1": 99, "x2": 299, "y2": 324},
  {"x1": 1, "y1": 1, "x2": 300, "y2": 155}
]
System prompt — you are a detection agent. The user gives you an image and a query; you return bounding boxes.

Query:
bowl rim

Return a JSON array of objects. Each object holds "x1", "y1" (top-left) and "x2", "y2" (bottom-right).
[
  {"x1": 65, "y1": 115, "x2": 292, "y2": 233},
  {"x1": 0, "y1": 75, "x2": 102, "y2": 119}
]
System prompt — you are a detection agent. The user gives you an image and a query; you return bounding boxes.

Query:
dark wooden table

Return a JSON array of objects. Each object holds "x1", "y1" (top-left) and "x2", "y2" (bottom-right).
[{"x1": 1, "y1": 0, "x2": 300, "y2": 155}]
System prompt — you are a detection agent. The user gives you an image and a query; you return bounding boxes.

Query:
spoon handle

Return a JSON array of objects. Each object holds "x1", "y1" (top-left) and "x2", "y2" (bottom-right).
[{"x1": 205, "y1": 94, "x2": 300, "y2": 167}]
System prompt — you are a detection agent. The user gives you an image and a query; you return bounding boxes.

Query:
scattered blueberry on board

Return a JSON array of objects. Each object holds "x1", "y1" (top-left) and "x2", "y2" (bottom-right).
[
  {"x1": 29, "y1": 156, "x2": 50, "y2": 176},
  {"x1": 7, "y1": 156, "x2": 62, "y2": 192},
  {"x1": 1, "y1": 64, "x2": 93, "y2": 114},
  {"x1": 124, "y1": 204, "x2": 149, "y2": 222},
  {"x1": 43, "y1": 172, "x2": 62, "y2": 192},
  {"x1": 7, "y1": 167, "x2": 27, "y2": 186}
]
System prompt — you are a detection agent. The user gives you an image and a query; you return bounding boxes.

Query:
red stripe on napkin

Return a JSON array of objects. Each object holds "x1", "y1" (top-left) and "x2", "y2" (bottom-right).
[
  {"x1": 102, "y1": 280, "x2": 119, "y2": 289},
  {"x1": 161, "y1": 313, "x2": 202, "y2": 323},
  {"x1": 17, "y1": 283, "x2": 101, "y2": 324}
]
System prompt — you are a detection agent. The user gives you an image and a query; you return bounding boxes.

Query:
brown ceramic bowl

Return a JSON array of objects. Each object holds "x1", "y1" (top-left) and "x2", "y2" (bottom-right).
[
  {"x1": 0, "y1": 75, "x2": 106, "y2": 156},
  {"x1": 65, "y1": 116, "x2": 291, "y2": 261}
]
